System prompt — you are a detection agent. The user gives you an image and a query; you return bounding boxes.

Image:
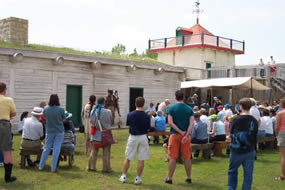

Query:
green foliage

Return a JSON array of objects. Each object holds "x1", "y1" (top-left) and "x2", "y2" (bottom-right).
[
  {"x1": 144, "y1": 49, "x2": 158, "y2": 59},
  {"x1": 111, "y1": 43, "x2": 126, "y2": 55},
  {"x1": 0, "y1": 131, "x2": 283, "y2": 190},
  {"x1": 0, "y1": 41, "x2": 162, "y2": 64},
  {"x1": 129, "y1": 48, "x2": 138, "y2": 57}
]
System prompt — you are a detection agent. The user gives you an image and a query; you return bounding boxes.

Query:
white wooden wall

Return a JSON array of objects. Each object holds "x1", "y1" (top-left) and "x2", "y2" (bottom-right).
[{"x1": 0, "y1": 54, "x2": 181, "y2": 129}]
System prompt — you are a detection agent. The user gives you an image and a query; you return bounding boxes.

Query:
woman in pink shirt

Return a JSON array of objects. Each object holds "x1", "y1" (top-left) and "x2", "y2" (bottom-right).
[{"x1": 275, "y1": 97, "x2": 285, "y2": 181}]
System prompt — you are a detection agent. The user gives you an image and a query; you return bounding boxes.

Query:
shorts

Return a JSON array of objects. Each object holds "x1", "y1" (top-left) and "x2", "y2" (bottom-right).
[
  {"x1": 277, "y1": 131, "x2": 285, "y2": 147},
  {"x1": 0, "y1": 121, "x2": 13, "y2": 151},
  {"x1": 125, "y1": 135, "x2": 149, "y2": 161},
  {"x1": 168, "y1": 134, "x2": 191, "y2": 160}
]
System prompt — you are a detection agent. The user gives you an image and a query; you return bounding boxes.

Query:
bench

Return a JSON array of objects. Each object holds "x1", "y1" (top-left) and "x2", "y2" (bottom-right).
[
  {"x1": 257, "y1": 136, "x2": 276, "y2": 149},
  {"x1": 57, "y1": 148, "x2": 74, "y2": 167},
  {"x1": 147, "y1": 131, "x2": 170, "y2": 136},
  {"x1": 213, "y1": 140, "x2": 231, "y2": 156},
  {"x1": 19, "y1": 148, "x2": 42, "y2": 168},
  {"x1": 191, "y1": 143, "x2": 213, "y2": 159}
]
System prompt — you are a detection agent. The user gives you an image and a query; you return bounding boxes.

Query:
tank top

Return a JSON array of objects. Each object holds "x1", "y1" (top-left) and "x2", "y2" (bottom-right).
[
  {"x1": 215, "y1": 121, "x2": 225, "y2": 136},
  {"x1": 279, "y1": 109, "x2": 285, "y2": 131}
]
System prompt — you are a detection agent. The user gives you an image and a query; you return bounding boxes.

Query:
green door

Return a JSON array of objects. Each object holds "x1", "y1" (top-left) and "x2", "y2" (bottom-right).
[
  {"x1": 129, "y1": 88, "x2": 144, "y2": 112},
  {"x1": 66, "y1": 85, "x2": 82, "y2": 126},
  {"x1": 206, "y1": 63, "x2": 212, "y2": 79}
]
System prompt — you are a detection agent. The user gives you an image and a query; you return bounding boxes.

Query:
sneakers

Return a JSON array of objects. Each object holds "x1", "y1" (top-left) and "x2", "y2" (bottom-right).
[
  {"x1": 119, "y1": 175, "x2": 142, "y2": 185},
  {"x1": 119, "y1": 174, "x2": 126, "y2": 183},
  {"x1": 164, "y1": 178, "x2": 173, "y2": 184},
  {"x1": 134, "y1": 176, "x2": 142, "y2": 185},
  {"x1": 185, "y1": 178, "x2": 192, "y2": 184}
]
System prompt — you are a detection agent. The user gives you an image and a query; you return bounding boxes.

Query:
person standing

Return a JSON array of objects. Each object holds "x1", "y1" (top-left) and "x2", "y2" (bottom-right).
[
  {"x1": 228, "y1": 98, "x2": 258, "y2": 190},
  {"x1": 105, "y1": 89, "x2": 121, "y2": 126},
  {"x1": 0, "y1": 82, "x2": 17, "y2": 182},
  {"x1": 119, "y1": 97, "x2": 150, "y2": 185},
  {"x1": 39, "y1": 94, "x2": 65, "y2": 172},
  {"x1": 82, "y1": 95, "x2": 96, "y2": 155},
  {"x1": 88, "y1": 97, "x2": 113, "y2": 173},
  {"x1": 259, "y1": 58, "x2": 265, "y2": 77},
  {"x1": 158, "y1": 99, "x2": 171, "y2": 116},
  {"x1": 275, "y1": 97, "x2": 285, "y2": 181},
  {"x1": 165, "y1": 90, "x2": 194, "y2": 184},
  {"x1": 268, "y1": 56, "x2": 277, "y2": 77}
]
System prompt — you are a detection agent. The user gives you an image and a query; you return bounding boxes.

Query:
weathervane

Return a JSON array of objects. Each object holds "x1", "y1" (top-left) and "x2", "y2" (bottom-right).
[{"x1": 192, "y1": 0, "x2": 204, "y2": 24}]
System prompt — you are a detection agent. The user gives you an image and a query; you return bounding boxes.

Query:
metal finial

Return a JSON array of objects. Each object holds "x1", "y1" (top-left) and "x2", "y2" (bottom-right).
[{"x1": 193, "y1": 0, "x2": 204, "y2": 24}]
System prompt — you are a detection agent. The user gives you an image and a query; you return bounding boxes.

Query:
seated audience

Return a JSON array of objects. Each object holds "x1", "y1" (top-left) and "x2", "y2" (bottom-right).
[
  {"x1": 209, "y1": 114, "x2": 226, "y2": 141},
  {"x1": 224, "y1": 104, "x2": 233, "y2": 117},
  {"x1": 61, "y1": 120, "x2": 75, "y2": 154},
  {"x1": 146, "y1": 103, "x2": 156, "y2": 116},
  {"x1": 191, "y1": 112, "x2": 209, "y2": 157},
  {"x1": 208, "y1": 108, "x2": 216, "y2": 131},
  {"x1": 200, "y1": 108, "x2": 211, "y2": 131},
  {"x1": 21, "y1": 107, "x2": 44, "y2": 166},
  {"x1": 154, "y1": 111, "x2": 166, "y2": 132},
  {"x1": 259, "y1": 109, "x2": 274, "y2": 137},
  {"x1": 18, "y1": 111, "x2": 28, "y2": 135},
  {"x1": 200, "y1": 101, "x2": 209, "y2": 115}
]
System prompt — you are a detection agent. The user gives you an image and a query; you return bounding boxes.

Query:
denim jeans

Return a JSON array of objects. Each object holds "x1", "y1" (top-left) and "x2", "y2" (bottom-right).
[
  {"x1": 228, "y1": 150, "x2": 256, "y2": 190},
  {"x1": 257, "y1": 130, "x2": 266, "y2": 137},
  {"x1": 39, "y1": 133, "x2": 64, "y2": 171},
  {"x1": 0, "y1": 151, "x2": 3, "y2": 163}
]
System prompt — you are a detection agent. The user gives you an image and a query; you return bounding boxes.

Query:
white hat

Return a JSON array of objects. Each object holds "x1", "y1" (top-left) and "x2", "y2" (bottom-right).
[{"x1": 31, "y1": 107, "x2": 43, "y2": 116}]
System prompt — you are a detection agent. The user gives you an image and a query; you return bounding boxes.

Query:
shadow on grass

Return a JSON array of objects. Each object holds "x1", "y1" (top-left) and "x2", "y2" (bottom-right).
[
  {"x1": 141, "y1": 181, "x2": 220, "y2": 190},
  {"x1": 0, "y1": 181, "x2": 35, "y2": 190}
]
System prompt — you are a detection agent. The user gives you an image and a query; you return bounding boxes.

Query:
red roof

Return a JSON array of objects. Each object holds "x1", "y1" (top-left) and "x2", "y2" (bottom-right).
[{"x1": 177, "y1": 24, "x2": 214, "y2": 36}]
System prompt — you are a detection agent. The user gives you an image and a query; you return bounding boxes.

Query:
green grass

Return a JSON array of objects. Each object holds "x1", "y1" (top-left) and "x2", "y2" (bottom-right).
[
  {"x1": 0, "y1": 41, "x2": 161, "y2": 64},
  {"x1": 0, "y1": 130, "x2": 283, "y2": 190}
]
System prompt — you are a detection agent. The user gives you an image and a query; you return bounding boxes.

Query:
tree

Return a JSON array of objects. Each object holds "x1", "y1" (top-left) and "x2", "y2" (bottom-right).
[
  {"x1": 111, "y1": 44, "x2": 126, "y2": 55},
  {"x1": 129, "y1": 48, "x2": 138, "y2": 57},
  {"x1": 144, "y1": 49, "x2": 158, "y2": 59}
]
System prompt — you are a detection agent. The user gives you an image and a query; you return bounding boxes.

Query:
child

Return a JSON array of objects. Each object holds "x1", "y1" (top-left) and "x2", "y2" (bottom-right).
[{"x1": 61, "y1": 120, "x2": 75, "y2": 155}]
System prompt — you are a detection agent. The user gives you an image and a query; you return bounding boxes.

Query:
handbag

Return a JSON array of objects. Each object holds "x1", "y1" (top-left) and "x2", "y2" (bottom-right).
[{"x1": 96, "y1": 112, "x2": 115, "y2": 147}]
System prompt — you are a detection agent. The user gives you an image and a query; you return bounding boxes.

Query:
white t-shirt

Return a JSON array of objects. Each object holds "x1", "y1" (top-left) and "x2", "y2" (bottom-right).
[
  {"x1": 224, "y1": 109, "x2": 233, "y2": 117},
  {"x1": 259, "y1": 116, "x2": 273, "y2": 134},
  {"x1": 22, "y1": 116, "x2": 43, "y2": 140},
  {"x1": 249, "y1": 105, "x2": 261, "y2": 122},
  {"x1": 200, "y1": 115, "x2": 211, "y2": 131}
]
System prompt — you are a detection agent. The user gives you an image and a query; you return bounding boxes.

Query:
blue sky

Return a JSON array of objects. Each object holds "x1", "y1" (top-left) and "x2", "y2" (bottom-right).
[{"x1": 0, "y1": 0, "x2": 284, "y2": 65}]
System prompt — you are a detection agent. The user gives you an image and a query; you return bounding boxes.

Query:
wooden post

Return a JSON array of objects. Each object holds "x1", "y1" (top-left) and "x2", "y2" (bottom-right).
[{"x1": 250, "y1": 78, "x2": 253, "y2": 97}]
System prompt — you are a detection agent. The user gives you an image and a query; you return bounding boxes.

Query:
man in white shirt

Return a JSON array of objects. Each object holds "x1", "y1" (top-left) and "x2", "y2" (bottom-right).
[
  {"x1": 146, "y1": 103, "x2": 156, "y2": 115},
  {"x1": 158, "y1": 99, "x2": 170, "y2": 116},
  {"x1": 199, "y1": 108, "x2": 211, "y2": 131},
  {"x1": 21, "y1": 107, "x2": 44, "y2": 166},
  {"x1": 249, "y1": 98, "x2": 261, "y2": 127},
  {"x1": 224, "y1": 104, "x2": 233, "y2": 118}
]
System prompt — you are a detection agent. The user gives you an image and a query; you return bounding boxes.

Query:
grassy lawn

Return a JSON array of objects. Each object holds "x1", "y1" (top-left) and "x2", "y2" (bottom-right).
[
  {"x1": 0, "y1": 41, "x2": 161, "y2": 64},
  {"x1": 0, "y1": 130, "x2": 283, "y2": 190}
]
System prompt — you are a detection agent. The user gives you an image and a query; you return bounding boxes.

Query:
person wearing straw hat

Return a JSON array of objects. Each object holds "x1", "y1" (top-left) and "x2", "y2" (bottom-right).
[{"x1": 21, "y1": 107, "x2": 44, "y2": 166}]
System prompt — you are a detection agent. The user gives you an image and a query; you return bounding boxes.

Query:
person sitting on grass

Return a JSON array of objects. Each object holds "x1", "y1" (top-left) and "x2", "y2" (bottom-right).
[
  {"x1": 191, "y1": 112, "x2": 209, "y2": 157},
  {"x1": 21, "y1": 107, "x2": 44, "y2": 167},
  {"x1": 209, "y1": 114, "x2": 226, "y2": 142}
]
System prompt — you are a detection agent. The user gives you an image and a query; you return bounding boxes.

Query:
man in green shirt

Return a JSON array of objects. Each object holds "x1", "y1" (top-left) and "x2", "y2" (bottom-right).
[{"x1": 165, "y1": 90, "x2": 194, "y2": 185}]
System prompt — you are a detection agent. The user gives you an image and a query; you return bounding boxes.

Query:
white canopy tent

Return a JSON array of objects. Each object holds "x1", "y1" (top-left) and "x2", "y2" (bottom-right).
[{"x1": 181, "y1": 77, "x2": 270, "y2": 91}]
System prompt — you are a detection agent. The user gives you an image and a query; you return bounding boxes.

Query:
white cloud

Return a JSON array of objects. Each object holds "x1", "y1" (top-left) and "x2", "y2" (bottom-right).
[{"x1": 111, "y1": 25, "x2": 150, "y2": 53}]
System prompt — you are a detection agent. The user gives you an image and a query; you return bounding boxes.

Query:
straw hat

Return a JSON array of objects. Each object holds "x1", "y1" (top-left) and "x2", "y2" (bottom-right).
[{"x1": 31, "y1": 107, "x2": 43, "y2": 116}]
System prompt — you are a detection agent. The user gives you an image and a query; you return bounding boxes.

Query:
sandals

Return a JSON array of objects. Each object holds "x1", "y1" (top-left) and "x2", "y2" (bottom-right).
[{"x1": 275, "y1": 176, "x2": 285, "y2": 181}]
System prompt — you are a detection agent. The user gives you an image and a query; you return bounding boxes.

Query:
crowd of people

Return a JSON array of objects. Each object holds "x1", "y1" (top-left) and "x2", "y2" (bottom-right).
[{"x1": 0, "y1": 81, "x2": 285, "y2": 189}]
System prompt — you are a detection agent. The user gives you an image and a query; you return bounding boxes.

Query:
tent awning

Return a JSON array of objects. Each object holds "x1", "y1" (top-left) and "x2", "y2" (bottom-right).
[{"x1": 181, "y1": 77, "x2": 271, "y2": 91}]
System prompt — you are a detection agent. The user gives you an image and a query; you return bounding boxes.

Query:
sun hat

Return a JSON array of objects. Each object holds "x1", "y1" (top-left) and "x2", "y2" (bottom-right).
[
  {"x1": 31, "y1": 107, "x2": 43, "y2": 116},
  {"x1": 210, "y1": 114, "x2": 217, "y2": 120},
  {"x1": 65, "y1": 111, "x2": 72, "y2": 120}
]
